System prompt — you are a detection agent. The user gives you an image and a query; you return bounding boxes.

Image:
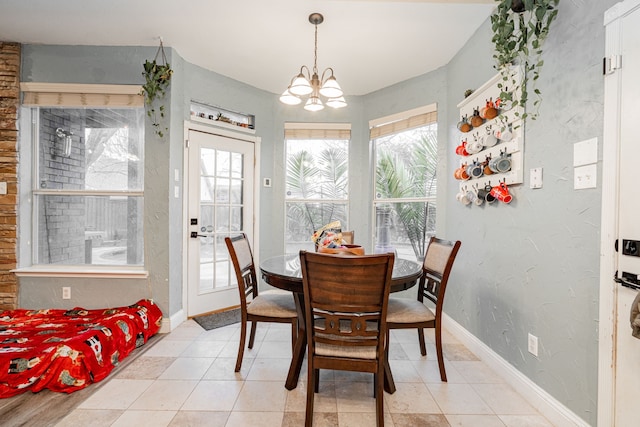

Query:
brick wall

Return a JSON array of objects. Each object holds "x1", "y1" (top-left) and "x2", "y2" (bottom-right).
[{"x1": 0, "y1": 42, "x2": 19, "y2": 311}]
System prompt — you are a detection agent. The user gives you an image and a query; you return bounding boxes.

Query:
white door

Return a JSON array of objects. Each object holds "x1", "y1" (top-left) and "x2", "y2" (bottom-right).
[
  {"x1": 602, "y1": 2, "x2": 640, "y2": 425},
  {"x1": 187, "y1": 129, "x2": 255, "y2": 317}
]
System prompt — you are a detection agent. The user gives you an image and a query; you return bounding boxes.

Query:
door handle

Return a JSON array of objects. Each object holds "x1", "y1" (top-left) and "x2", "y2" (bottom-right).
[{"x1": 190, "y1": 232, "x2": 208, "y2": 238}]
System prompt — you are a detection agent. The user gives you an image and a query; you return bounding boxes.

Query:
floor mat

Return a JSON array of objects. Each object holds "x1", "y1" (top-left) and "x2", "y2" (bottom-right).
[{"x1": 193, "y1": 308, "x2": 241, "y2": 330}]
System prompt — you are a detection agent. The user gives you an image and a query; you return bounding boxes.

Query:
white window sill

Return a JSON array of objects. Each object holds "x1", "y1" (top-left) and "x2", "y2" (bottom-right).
[{"x1": 12, "y1": 266, "x2": 149, "y2": 279}]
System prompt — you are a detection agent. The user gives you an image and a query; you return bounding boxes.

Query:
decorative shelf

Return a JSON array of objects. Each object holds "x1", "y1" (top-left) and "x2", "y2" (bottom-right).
[{"x1": 190, "y1": 100, "x2": 256, "y2": 134}]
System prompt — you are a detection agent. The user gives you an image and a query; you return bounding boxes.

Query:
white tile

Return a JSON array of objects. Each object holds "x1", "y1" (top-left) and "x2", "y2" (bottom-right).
[
  {"x1": 129, "y1": 380, "x2": 198, "y2": 410},
  {"x1": 217, "y1": 339, "x2": 261, "y2": 359},
  {"x1": 285, "y1": 379, "x2": 338, "y2": 413},
  {"x1": 427, "y1": 383, "x2": 493, "y2": 415},
  {"x1": 203, "y1": 357, "x2": 253, "y2": 380},
  {"x1": 56, "y1": 409, "x2": 123, "y2": 427},
  {"x1": 451, "y1": 361, "x2": 504, "y2": 384},
  {"x1": 233, "y1": 381, "x2": 288, "y2": 412},
  {"x1": 111, "y1": 410, "x2": 176, "y2": 427},
  {"x1": 413, "y1": 359, "x2": 466, "y2": 384},
  {"x1": 338, "y1": 411, "x2": 394, "y2": 426},
  {"x1": 335, "y1": 381, "x2": 377, "y2": 413},
  {"x1": 256, "y1": 339, "x2": 293, "y2": 358},
  {"x1": 385, "y1": 382, "x2": 441, "y2": 414},
  {"x1": 143, "y1": 339, "x2": 192, "y2": 357},
  {"x1": 225, "y1": 411, "x2": 284, "y2": 427},
  {"x1": 196, "y1": 324, "x2": 239, "y2": 341},
  {"x1": 473, "y1": 383, "x2": 538, "y2": 415},
  {"x1": 446, "y1": 414, "x2": 507, "y2": 427},
  {"x1": 246, "y1": 357, "x2": 292, "y2": 381},
  {"x1": 158, "y1": 357, "x2": 213, "y2": 380},
  {"x1": 388, "y1": 359, "x2": 424, "y2": 383},
  {"x1": 181, "y1": 380, "x2": 244, "y2": 411},
  {"x1": 180, "y1": 340, "x2": 226, "y2": 357},
  {"x1": 168, "y1": 411, "x2": 229, "y2": 426},
  {"x1": 78, "y1": 379, "x2": 153, "y2": 409},
  {"x1": 499, "y1": 414, "x2": 555, "y2": 427}
]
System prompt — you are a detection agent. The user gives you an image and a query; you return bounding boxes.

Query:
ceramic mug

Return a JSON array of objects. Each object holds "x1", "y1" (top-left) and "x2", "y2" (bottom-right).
[
  {"x1": 456, "y1": 189, "x2": 471, "y2": 205},
  {"x1": 470, "y1": 107, "x2": 484, "y2": 128},
  {"x1": 468, "y1": 161, "x2": 484, "y2": 179},
  {"x1": 466, "y1": 135, "x2": 483, "y2": 154},
  {"x1": 482, "y1": 184, "x2": 496, "y2": 203},
  {"x1": 483, "y1": 126, "x2": 498, "y2": 147},
  {"x1": 455, "y1": 140, "x2": 469, "y2": 156},
  {"x1": 458, "y1": 115, "x2": 472, "y2": 133},
  {"x1": 490, "y1": 182, "x2": 513, "y2": 204}
]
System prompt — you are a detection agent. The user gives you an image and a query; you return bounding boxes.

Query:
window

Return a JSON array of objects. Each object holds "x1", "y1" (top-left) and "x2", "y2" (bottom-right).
[
  {"x1": 371, "y1": 106, "x2": 438, "y2": 261},
  {"x1": 284, "y1": 123, "x2": 351, "y2": 254},
  {"x1": 21, "y1": 84, "x2": 145, "y2": 267}
]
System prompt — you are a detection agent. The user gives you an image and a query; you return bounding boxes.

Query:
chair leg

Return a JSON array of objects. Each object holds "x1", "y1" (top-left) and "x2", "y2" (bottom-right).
[
  {"x1": 375, "y1": 370, "x2": 385, "y2": 427},
  {"x1": 291, "y1": 319, "x2": 298, "y2": 352},
  {"x1": 418, "y1": 327, "x2": 427, "y2": 356},
  {"x1": 435, "y1": 323, "x2": 447, "y2": 382},
  {"x1": 305, "y1": 360, "x2": 315, "y2": 427},
  {"x1": 248, "y1": 320, "x2": 257, "y2": 349},
  {"x1": 314, "y1": 369, "x2": 320, "y2": 393},
  {"x1": 235, "y1": 319, "x2": 247, "y2": 372}
]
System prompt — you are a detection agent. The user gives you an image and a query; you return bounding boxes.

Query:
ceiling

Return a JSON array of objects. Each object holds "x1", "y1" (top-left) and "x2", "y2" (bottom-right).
[{"x1": 0, "y1": 0, "x2": 496, "y2": 96}]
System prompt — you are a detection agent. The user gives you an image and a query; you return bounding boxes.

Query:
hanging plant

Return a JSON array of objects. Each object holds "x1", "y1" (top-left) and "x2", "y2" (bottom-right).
[
  {"x1": 490, "y1": 0, "x2": 559, "y2": 122},
  {"x1": 141, "y1": 41, "x2": 173, "y2": 138}
]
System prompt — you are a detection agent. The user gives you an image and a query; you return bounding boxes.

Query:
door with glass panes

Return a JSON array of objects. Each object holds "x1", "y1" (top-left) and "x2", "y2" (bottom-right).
[{"x1": 187, "y1": 129, "x2": 255, "y2": 316}]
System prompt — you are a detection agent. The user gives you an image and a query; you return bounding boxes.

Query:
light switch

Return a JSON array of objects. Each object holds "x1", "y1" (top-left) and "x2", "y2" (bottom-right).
[
  {"x1": 530, "y1": 168, "x2": 543, "y2": 189},
  {"x1": 574, "y1": 164, "x2": 597, "y2": 189},
  {"x1": 573, "y1": 138, "x2": 597, "y2": 167},
  {"x1": 263, "y1": 178, "x2": 272, "y2": 187}
]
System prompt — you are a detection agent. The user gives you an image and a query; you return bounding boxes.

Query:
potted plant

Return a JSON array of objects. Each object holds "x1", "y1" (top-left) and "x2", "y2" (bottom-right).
[
  {"x1": 141, "y1": 41, "x2": 173, "y2": 138},
  {"x1": 490, "y1": 0, "x2": 559, "y2": 122}
]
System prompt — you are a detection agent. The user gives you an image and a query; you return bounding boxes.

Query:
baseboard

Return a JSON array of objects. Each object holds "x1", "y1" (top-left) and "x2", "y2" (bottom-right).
[
  {"x1": 442, "y1": 314, "x2": 590, "y2": 427},
  {"x1": 160, "y1": 309, "x2": 187, "y2": 333}
]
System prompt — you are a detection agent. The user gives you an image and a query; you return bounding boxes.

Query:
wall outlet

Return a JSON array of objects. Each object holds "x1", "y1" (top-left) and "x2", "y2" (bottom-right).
[
  {"x1": 528, "y1": 333, "x2": 538, "y2": 357},
  {"x1": 62, "y1": 287, "x2": 71, "y2": 299}
]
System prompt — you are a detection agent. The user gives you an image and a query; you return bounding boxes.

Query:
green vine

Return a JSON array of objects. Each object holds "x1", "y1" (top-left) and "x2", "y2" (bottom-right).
[
  {"x1": 141, "y1": 42, "x2": 173, "y2": 138},
  {"x1": 490, "y1": 0, "x2": 559, "y2": 122}
]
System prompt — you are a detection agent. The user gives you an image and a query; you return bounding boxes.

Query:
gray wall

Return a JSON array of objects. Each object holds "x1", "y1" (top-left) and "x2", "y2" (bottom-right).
[
  {"x1": 15, "y1": 2, "x2": 613, "y2": 423},
  {"x1": 441, "y1": 2, "x2": 612, "y2": 424}
]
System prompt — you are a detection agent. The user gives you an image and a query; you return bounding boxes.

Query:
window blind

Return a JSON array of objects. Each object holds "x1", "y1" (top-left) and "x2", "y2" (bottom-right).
[
  {"x1": 284, "y1": 122, "x2": 351, "y2": 140},
  {"x1": 21, "y1": 83, "x2": 143, "y2": 107},
  {"x1": 369, "y1": 110, "x2": 437, "y2": 139}
]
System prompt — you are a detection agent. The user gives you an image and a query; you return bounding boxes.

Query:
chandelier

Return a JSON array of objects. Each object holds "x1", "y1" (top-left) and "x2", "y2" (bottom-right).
[{"x1": 279, "y1": 13, "x2": 347, "y2": 111}]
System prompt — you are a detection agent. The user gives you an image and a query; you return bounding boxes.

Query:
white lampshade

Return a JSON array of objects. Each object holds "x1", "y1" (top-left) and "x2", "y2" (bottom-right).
[
  {"x1": 319, "y1": 76, "x2": 343, "y2": 98},
  {"x1": 289, "y1": 74, "x2": 313, "y2": 96},
  {"x1": 279, "y1": 89, "x2": 302, "y2": 105},
  {"x1": 304, "y1": 96, "x2": 324, "y2": 111},
  {"x1": 325, "y1": 96, "x2": 347, "y2": 109}
]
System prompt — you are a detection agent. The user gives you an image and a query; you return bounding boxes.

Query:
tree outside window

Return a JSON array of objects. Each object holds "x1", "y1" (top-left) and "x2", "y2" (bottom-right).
[
  {"x1": 373, "y1": 122, "x2": 437, "y2": 261},
  {"x1": 285, "y1": 138, "x2": 349, "y2": 254}
]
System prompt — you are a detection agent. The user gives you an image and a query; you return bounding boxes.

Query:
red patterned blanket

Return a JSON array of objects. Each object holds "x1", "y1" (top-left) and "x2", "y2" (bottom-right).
[{"x1": 0, "y1": 299, "x2": 162, "y2": 398}]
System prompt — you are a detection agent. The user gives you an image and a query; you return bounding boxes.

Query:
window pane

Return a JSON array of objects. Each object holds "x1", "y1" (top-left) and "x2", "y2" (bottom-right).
[
  {"x1": 285, "y1": 139, "x2": 349, "y2": 200},
  {"x1": 373, "y1": 202, "x2": 436, "y2": 261},
  {"x1": 374, "y1": 121, "x2": 437, "y2": 261},
  {"x1": 36, "y1": 195, "x2": 143, "y2": 266},
  {"x1": 374, "y1": 124, "x2": 437, "y2": 199},
  {"x1": 285, "y1": 202, "x2": 348, "y2": 254},
  {"x1": 38, "y1": 108, "x2": 144, "y2": 191}
]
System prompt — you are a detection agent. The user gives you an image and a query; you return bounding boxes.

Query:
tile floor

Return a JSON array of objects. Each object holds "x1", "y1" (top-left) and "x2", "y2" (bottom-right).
[{"x1": 56, "y1": 320, "x2": 556, "y2": 427}]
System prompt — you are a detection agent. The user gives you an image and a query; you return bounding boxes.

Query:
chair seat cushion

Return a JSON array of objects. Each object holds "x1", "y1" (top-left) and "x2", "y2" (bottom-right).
[
  {"x1": 386, "y1": 298, "x2": 436, "y2": 324},
  {"x1": 315, "y1": 341, "x2": 377, "y2": 360},
  {"x1": 247, "y1": 292, "x2": 297, "y2": 318}
]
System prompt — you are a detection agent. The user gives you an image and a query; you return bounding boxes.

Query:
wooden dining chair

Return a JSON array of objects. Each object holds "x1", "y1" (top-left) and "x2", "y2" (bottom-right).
[
  {"x1": 386, "y1": 236, "x2": 461, "y2": 382},
  {"x1": 299, "y1": 250, "x2": 395, "y2": 427},
  {"x1": 225, "y1": 233, "x2": 298, "y2": 372}
]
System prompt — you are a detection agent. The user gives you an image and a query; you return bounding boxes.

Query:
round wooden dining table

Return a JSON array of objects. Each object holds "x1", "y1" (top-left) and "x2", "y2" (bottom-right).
[{"x1": 260, "y1": 252, "x2": 422, "y2": 394}]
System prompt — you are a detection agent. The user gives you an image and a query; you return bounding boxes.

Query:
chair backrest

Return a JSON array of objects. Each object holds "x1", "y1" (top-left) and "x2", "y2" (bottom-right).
[
  {"x1": 300, "y1": 251, "x2": 395, "y2": 358},
  {"x1": 225, "y1": 233, "x2": 258, "y2": 306},
  {"x1": 420, "y1": 236, "x2": 461, "y2": 310}
]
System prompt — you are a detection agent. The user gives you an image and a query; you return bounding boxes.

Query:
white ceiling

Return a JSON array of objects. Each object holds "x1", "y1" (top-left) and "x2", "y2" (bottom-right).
[{"x1": 0, "y1": 0, "x2": 496, "y2": 96}]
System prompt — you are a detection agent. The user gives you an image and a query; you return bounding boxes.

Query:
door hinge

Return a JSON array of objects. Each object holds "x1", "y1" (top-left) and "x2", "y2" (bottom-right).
[
  {"x1": 603, "y1": 55, "x2": 622, "y2": 75},
  {"x1": 185, "y1": 139, "x2": 190, "y2": 148}
]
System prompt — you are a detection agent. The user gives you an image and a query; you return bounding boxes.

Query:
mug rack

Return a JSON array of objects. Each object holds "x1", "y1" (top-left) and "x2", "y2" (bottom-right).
[{"x1": 455, "y1": 67, "x2": 524, "y2": 205}]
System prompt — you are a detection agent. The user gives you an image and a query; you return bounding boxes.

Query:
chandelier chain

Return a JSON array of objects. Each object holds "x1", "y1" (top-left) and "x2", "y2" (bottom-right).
[{"x1": 313, "y1": 23, "x2": 319, "y2": 75}]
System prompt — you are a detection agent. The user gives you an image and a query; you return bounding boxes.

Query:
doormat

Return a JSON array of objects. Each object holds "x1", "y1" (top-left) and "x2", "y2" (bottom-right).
[{"x1": 193, "y1": 308, "x2": 241, "y2": 331}]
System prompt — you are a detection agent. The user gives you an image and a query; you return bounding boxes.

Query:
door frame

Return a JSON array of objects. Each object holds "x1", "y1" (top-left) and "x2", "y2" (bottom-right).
[
  {"x1": 599, "y1": 1, "x2": 640, "y2": 424},
  {"x1": 181, "y1": 120, "x2": 261, "y2": 319}
]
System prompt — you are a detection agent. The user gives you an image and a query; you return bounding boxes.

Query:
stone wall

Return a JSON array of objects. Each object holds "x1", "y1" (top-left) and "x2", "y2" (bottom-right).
[{"x1": 0, "y1": 42, "x2": 19, "y2": 310}]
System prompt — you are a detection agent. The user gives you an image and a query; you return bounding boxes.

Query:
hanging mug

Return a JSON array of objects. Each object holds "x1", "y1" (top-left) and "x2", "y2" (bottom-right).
[
  {"x1": 484, "y1": 97, "x2": 498, "y2": 120},
  {"x1": 470, "y1": 107, "x2": 484, "y2": 128},
  {"x1": 468, "y1": 161, "x2": 484, "y2": 179},
  {"x1": 483, "y1": 125, "x2": 498, "y2": 147},
  {"x1": 483, "y1": 157, "x2": 494, "y2": 175},
  {"x1": 490, "y1": 182, "x2": 513, "y2": 204},
  {"x1": 458, "y1": 115, "x2": 472, "y2": 133},
  {"x1": 455, "y1": 139, "x2": 469, "y2": 156},
  {"x1": 466, "y1": 133, "x2": 483, "y2": 154},
  {"x1": 480, "y1": 184, "x2": 496, "y2": 204}
]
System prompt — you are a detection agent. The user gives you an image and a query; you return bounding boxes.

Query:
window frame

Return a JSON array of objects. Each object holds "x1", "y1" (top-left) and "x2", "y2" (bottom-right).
[{"x1": 14, "y1": 83, "x2": 147, "y2": 277}]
